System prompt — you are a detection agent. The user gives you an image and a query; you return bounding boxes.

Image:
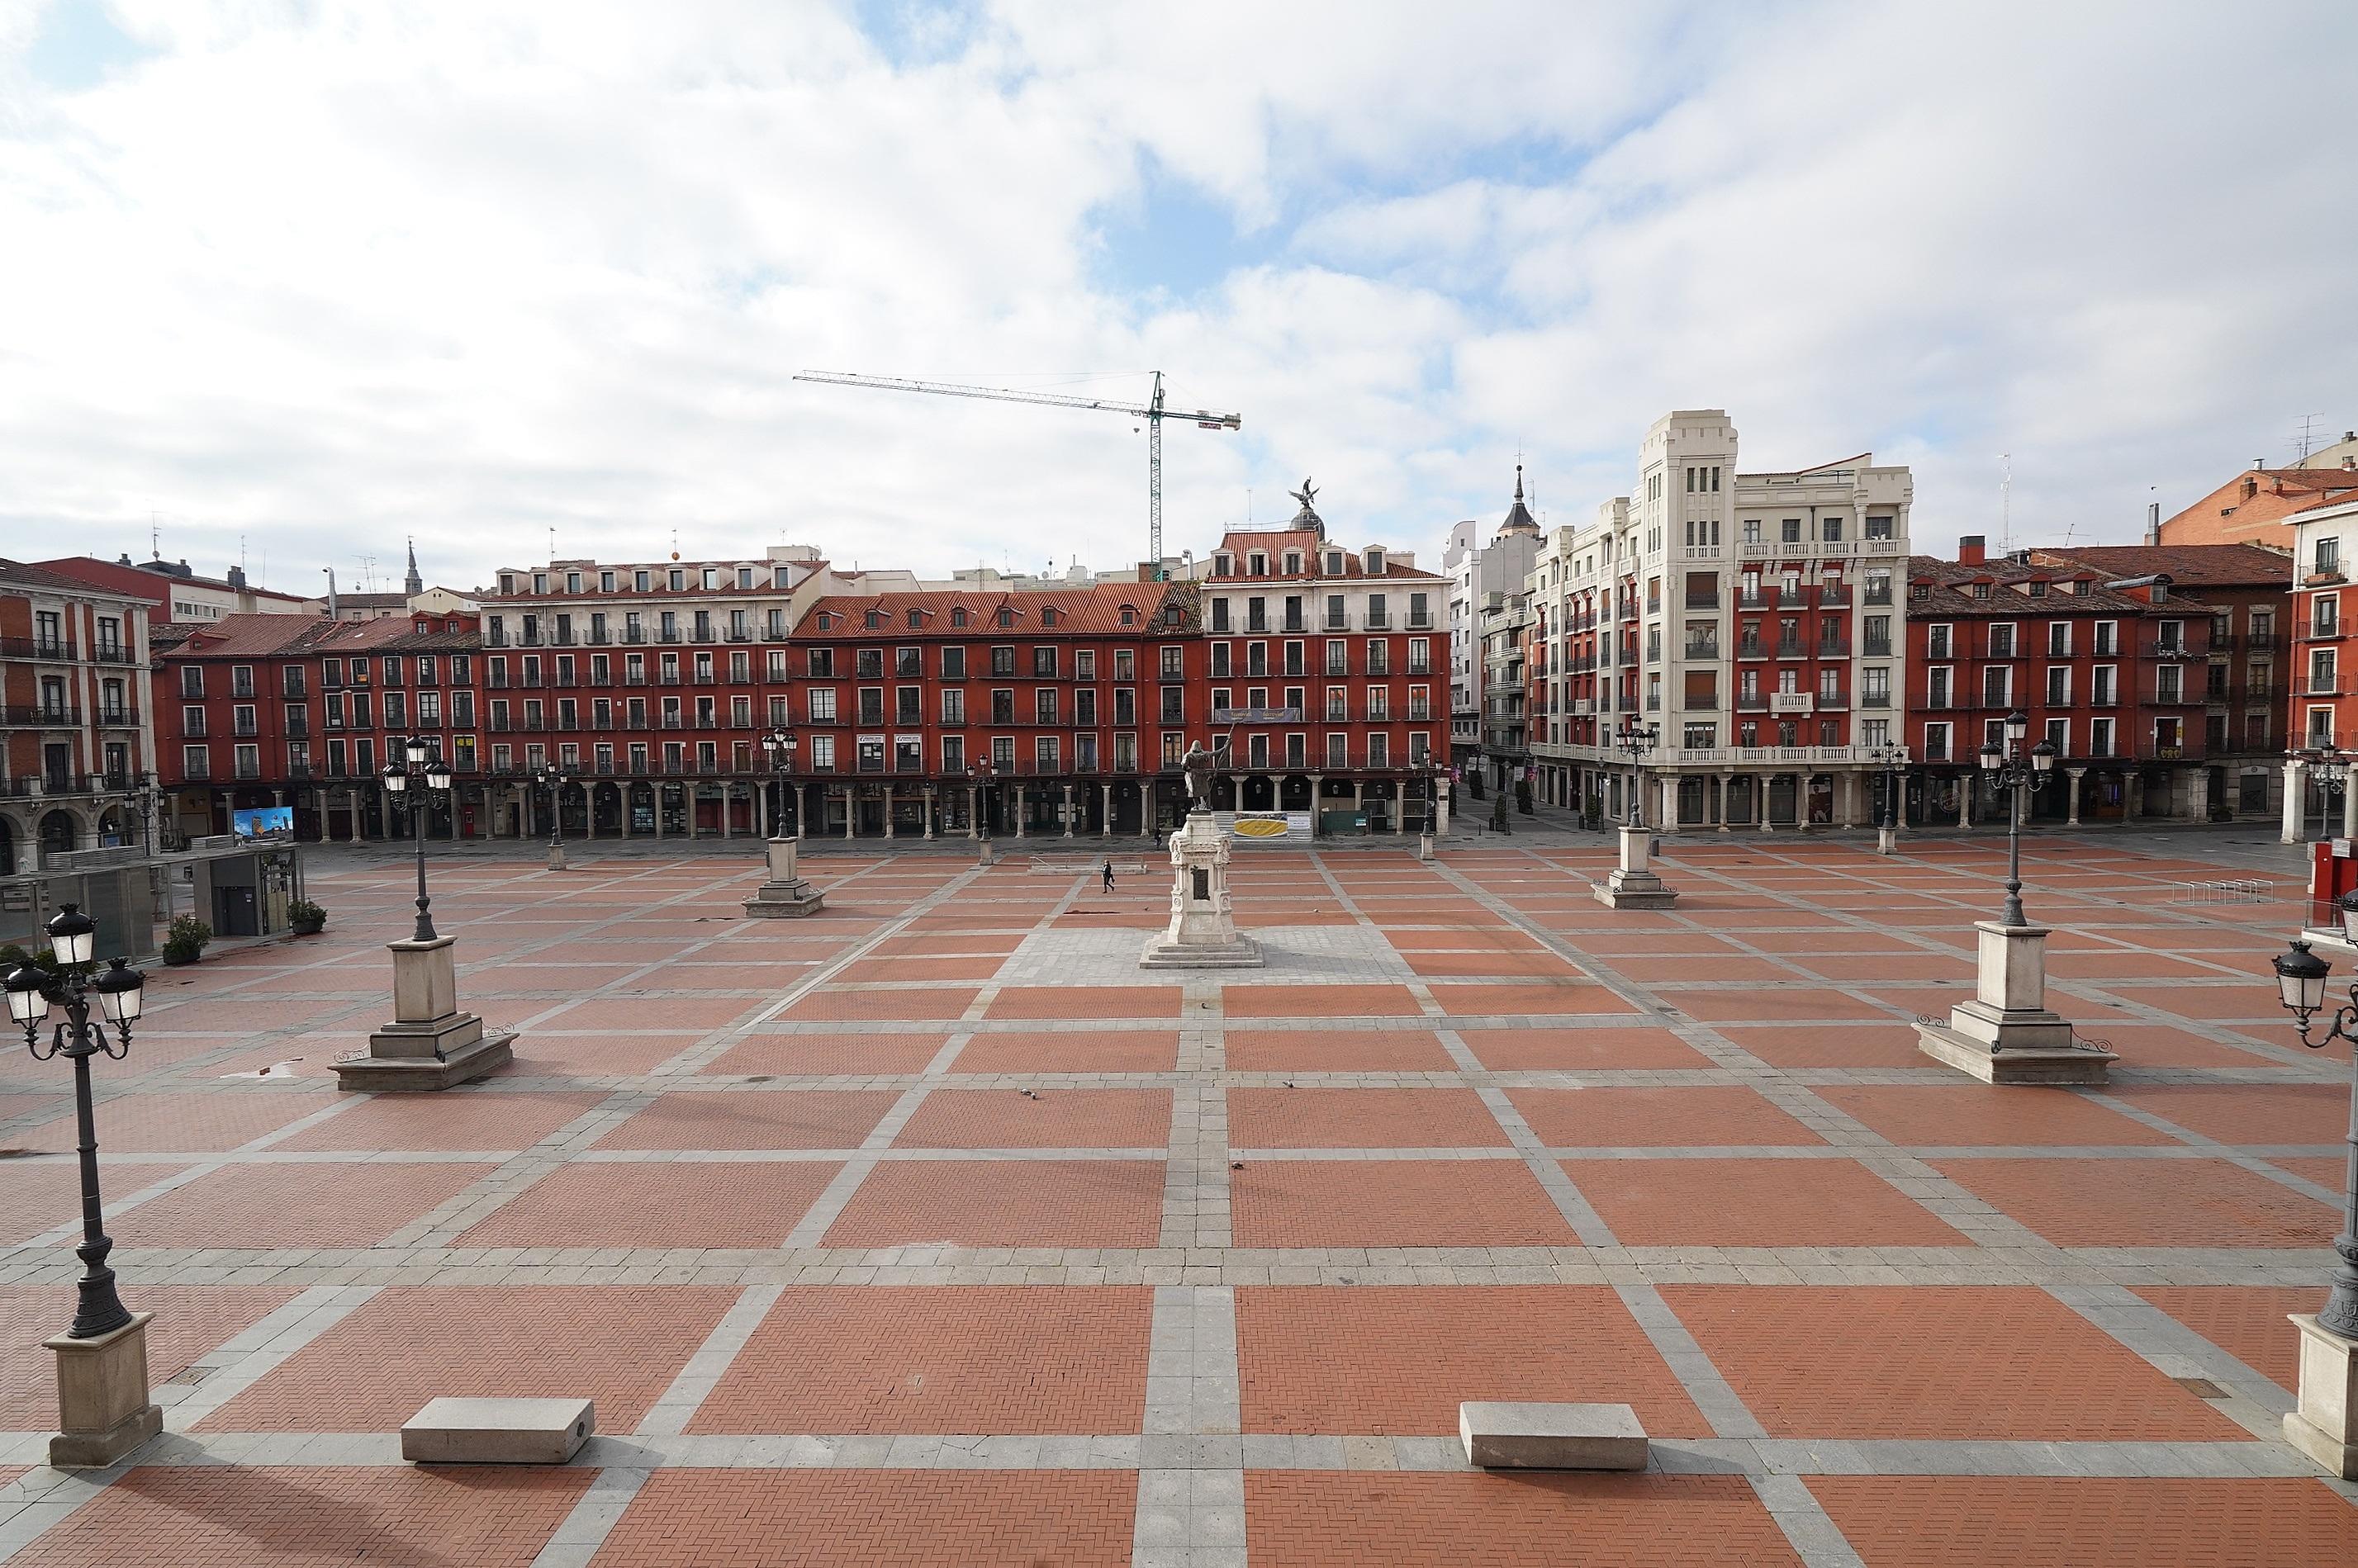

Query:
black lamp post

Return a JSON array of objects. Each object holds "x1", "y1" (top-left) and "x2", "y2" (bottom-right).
[
  {"x1": 3, "y1": 905, "x2": 145, "y2": 1340},
  {"x1": 2266, "y1": 936, "x2": 2358, "y2": 1339},
  {"x1": 969, "y1": 758, "x2": 997, "y2": 840},
  {"x1": 1976, "y1": 711, "x2": 2057, "y2": 928},
  {"x1": 382, "y1": 736, "x2": 453, "y2": 943},
  {"x1": 2300, "y1": 744, "x2": 2349, "y2": 841},
  {"x1": 1868, "y1": 743, "x2": 1910, "y2": 827},
  {"x1": 534, "y1": 763, "x2": 571, "y2": 852},
  {"x1": 1423, "y1": 757, "x2": 1446, "y2": 836},
  {"x1": 1614, "y1": 718, "x2": 1658, "y2": 828},
  {"x1": 761, "y1": 728, "x2": 799, "y2": 833}
]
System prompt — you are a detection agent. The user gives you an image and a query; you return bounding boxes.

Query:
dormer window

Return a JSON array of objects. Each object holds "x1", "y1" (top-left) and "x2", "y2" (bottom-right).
[
  {"x1": 1365, "y1": 548, "x2": 1386, "y2": 575},
  {"x1": 1325, "y1": 551, "x2": 1344, "y2": 575},
  {"x1": 908, "y1": 609, "x2": 923, "y2": 628},
  {"x1": 1248, "y1": 552, "x2": 1267, "y2": 575},
  {"x1": 1119, "y1": 606, "x2": 1136, "y2": 626},
  {"x1": 1214, "y1": 554, "x2": 1234, "y2": 577},
  {"x1": 2027, "y1": 580, "x2": 2047, "y2": 598},
  {"x1": 499, "y1": 575, "x2": 515, "y2": 595},
  {"x1": 1041, "y1": 608, "x2": 1058, "y2": 627},
  {"x1": 814, "y1": 613, "x2": 834, "y2": 630},
  {"x1": 865, "y1": 609, "x2": 884, "y2": 629},
  {"x1": 951, "y1": 607, "x2": 968, "y2": 628},
  {"x1": 997, "y1": 608, "x2": 1013, "y2": 628},
  {"x1": 1283, "y1": 551, "x2": 1302, "y2": 574},
  {"x1": 2073, "y1": 579, "x2": 2091, "y2": 596}
]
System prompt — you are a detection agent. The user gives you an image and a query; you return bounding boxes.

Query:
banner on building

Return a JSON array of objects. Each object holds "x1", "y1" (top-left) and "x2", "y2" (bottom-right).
[{"x1": 1216, "y1": 811, "x2": 1312, "y2": 841}]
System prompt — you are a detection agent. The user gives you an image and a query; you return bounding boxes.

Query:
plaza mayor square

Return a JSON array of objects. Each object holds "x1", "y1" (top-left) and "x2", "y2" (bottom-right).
[{"x1": 4, "y1": 1, "x2": 2358, "y2": 1561}]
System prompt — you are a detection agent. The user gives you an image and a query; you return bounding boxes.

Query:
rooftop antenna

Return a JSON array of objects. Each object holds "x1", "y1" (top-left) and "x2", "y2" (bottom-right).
[
  {"x1": 2294, "y1": 413, "x2": 2330, "y2": 462},
  {"x1": 548, "y1": 524, "x2": 557, "y2": 561},
  {"x1": 149, "y1": 512, "x2": 159, "y2": 561}
]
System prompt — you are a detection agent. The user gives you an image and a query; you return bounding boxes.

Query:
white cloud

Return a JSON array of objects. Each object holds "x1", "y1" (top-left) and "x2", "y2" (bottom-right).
[{"x1": 0, "y1": 0, "x2": 2353, "y2": 599}]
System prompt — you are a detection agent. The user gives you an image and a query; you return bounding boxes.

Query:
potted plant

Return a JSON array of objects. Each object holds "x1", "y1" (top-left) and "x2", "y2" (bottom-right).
[
  {"x1": 287, "y1": 898, "x2": 327, "y2": 936},
  {"x1": 162, "y1": 914, "x2": 212, "y2": 966}
]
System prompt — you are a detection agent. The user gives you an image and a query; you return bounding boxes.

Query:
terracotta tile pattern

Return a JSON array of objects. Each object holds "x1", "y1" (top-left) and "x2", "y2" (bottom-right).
[
  {"x1": 200, "y1": 1286, "x2": 738, "y2": 1433},
  {"x1": 1245, "y1": 1472, "x2": 1800, "y2": 1567},
  {"x1": 1511, "y1": 1086, "x2": 1825, "y2": 1148},
  {"x1": 823, "y1": 1159, "x2": 1165, "y2": 1248},
  {"x1": 592, "y1": 1090, "x2": 899, "y2": 1151},
  {"x1": 1806, "y1": 1476, "x2": 2358, "y2": 1568},
  {"x1": 1933, "y1": 1158, "x2": 2336, "y2": 1248},
  {"x1": 1230, "y1": 1159, "x2": 1575, "y2": 1248},
  {"x1": 591, "y1": 1471, "x2": 1136, "y2": 1567},
  {"x1": 0, "y1": 1284, "x2": 297, "y2": 1428},
  {"x1": 107, "y1": 1163, "x2": 496, "y2": 1250},
  {"x1": 454, "y1": 1162, "x2": 842, "y2": 1250},
  {"x1": 1563, "y1": 1158, "x2": 1969, "y2": 1248},
  {"x1": 2131, "y1": 1285, "x2": 2329, "y2": 1391},
  {"x1": 894, "y1": 1088, "x2": 1172, "y2": 1149},
  {"x1": 1236, "y1": 1286, "x2": 1707, "y2": 1436},
  {"x1": 7, "y1": 1466, "x2": 592, "y2": 1568},
  {"x1": 691, "y1": 1286, "x2": 1150, "y2": 1434},
  {"x1": 1228, "y1": 1087, "x2": 1509, "y2": 1149},
  {"x1": 1665, "y1": 1286, "x2": 2247, "y2": 1441}
]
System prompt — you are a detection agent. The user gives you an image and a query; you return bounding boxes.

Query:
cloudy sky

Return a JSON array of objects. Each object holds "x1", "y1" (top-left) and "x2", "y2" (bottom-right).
[{"x1": 2, "y1": 1, "x2": 2351, "y2": 596}]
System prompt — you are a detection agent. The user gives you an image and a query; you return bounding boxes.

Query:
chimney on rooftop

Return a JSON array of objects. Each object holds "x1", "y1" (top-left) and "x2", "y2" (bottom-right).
[
  {"x1": 1957, "y1": 534, "x2": 1986, "y2": 566},
  {"x1": 225, "y1": 565, "x2": 246, "y2": 590},
  {"x1": 2146, "y1": 501, "x2": 2161, "y2": 545},
  {"x1": 2255, "y1": 457, "x2": 2266, "y2": 470}
]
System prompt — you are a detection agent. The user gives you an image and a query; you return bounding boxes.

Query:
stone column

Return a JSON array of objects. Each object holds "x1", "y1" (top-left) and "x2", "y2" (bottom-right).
[
  {"x1": 2284, "y1": 758, "x2": 2307, "y2": 843},
  {"x1": 1718, "y1": 772, "x2": 1734, "y2": 831},
  {"x1": 924, "y1": 785, "x2": 937, "y2": 839},
  {"x1": 969, "y1": 784, "x2": 980, "y2": 839},
  {"x1": 1307, "y1": 772, "x2": 1322, "y2": 836},
  {"x1": 2066, "y1": 766, "x2": 2086, "y2": 827},
  {"x1": 885, "y1": 789, "x2": 897, "y2": 839},
  {"x1": 1957, "y1": 780, "x2": 1971, "y2": 828},
  {"x1": 1014, "y1": 786, "x2": 1027, "y2": 838},
  {"x1": 1658, "y1": 775, "x2": 1678, "y2": 832},
  {"x1": 1761, "y1": 775, "x2": 1777, "y2": 832},
  {"x1": 652, "y1": 788, "x2": 666, "y2": 838},
  {"x1": 2342, "y1": 773, "x2": 2358, "y2": 841},
  {"x1": 721, "y1": 786, "x2": 733, "y2": 839},
  {"x1": 1100, "y1": 782, "x2": 1112, "y2": 836},
  {"x1": 842, "y1": 787, "x2": 854, "y2": 837},
  {"x1": 1062, "y1": 784, "x2": 1075, "y2": 836},
  {"x1": 1838, "y1": 772, "x2": 1856, "y2": 829},
  {"x1": 2187, "y1": 767, "x2": 2210, "y2": 824},
  {"x1": 2124, "y1": 772, "x2": 2144, "y2": 823},
  {"x1": 753, "y1": 787, "x2": 766, "y2": 838}
]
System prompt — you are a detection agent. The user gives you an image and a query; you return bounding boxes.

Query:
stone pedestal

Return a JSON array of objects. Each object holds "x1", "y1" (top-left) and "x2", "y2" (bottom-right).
[
  {"x1": 332, "y1": 936, "x2": 515, "y2": 1092},
  {"x1": 2286, "y1": 1314, "x2": 2358, "y2": 1477},
  {"x1": 1593, "y1": 826, "x2": 1678, "y2": 909},
  {"x1": 45, "y1": 1312, "x2": 163, "y2": 1467},
  {"x1": 547, "y1": 841, "x2": 567, "y2": 872},
  {"x1": 1914, "y1": 921, "x2": 2115, "y2": 1084},
  {"x1": 742, "y1": 836, "x2": 825, "y2": 918},
  {"x1": 1141, "y1": 810, "x2": 1263, "y2": 969},
  {"x1": 1876, "y1": 826, "x2": 1896, "y2": 856},
  {"x1": 1418, "y1": 831, "x2": 1435, "y2": 862}
]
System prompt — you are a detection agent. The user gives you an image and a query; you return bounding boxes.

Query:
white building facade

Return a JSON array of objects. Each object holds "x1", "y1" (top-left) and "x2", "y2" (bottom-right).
[{"x1": 1526, "y1": 410, "x2": 1912, "y2": 829}]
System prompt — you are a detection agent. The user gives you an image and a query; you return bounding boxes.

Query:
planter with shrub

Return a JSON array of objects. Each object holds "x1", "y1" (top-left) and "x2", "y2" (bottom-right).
[
  {"x1": 162, "y1": 915, "x2": 212, "y2": 966},
  {"x1": 287, "y1": 898, "x2": 327, "y2": 936}
]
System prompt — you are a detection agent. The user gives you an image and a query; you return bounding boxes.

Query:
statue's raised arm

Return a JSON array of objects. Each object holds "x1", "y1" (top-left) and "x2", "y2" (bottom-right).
[{"x1": 1180, "y1": 742, "x2": 1215, "y2": 813}]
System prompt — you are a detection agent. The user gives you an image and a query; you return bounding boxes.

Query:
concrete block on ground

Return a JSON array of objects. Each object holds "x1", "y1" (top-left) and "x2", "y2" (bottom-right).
[
  {"x1": 1459, "y1": 1400, "x2": 1647, "y2": 1471},
  {"x1": 401, "y1": 1395, "x2": 595, "y2": 1465},
  {"x1": 334, "y1": 1028, "x2": 515, "y2": 1092}
]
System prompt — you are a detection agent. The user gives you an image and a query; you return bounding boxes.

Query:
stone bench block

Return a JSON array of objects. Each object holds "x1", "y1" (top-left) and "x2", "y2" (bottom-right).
[
  {"x1": 1459, "y1": 1400, "x2": 1647, "y2": 1471},
  {"x1": 401, "y1": 1396, "x2": 595, "y2": 1465}
]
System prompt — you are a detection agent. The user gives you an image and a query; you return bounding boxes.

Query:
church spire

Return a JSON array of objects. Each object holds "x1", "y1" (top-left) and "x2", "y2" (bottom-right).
[
  {"x1": 403, "y1": 538, "x2": 423, "y2": 597},
  {"x1": 1497, "y1": 462, "x2": 1540, "y2": 535}
]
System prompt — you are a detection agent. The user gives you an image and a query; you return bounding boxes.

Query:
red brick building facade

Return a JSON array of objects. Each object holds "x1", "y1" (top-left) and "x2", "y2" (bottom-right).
[{"x1": 0, "y1": 559, "x2": 154, "y2": 871}]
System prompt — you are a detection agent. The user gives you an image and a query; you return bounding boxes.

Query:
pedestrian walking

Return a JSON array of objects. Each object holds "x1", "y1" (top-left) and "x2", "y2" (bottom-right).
[
  {"x1": 1101, "y1": 858, "x2": 1115, "y2": 893},
  {"x1": 1151, "y1": 823, "x2": 1164, "y2": 848}
]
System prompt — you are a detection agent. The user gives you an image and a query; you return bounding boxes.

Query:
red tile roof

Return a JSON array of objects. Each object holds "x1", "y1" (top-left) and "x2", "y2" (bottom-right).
[{"x1": 2027, "y1": 543, "x2": 2292, "y2": 588}]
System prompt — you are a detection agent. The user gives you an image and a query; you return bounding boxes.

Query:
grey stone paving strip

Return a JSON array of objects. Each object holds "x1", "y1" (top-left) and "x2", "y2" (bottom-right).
[
  {"x1": 2043, "y1": 1282, "x2": 2294, "y2": 1438},
  {"x1": 633, "y1": 1282, "x2": 785, "y2": 1436},
  {"x1": 1163, "y1": 978, "x2": 1229, "y2": 1251},
  {"x1": 0, "y1": 1469, "x2": 125, "y2": 1566},
  {"x1": 2071, "y1": 1089, "x2": 2347, "y2": 1206},
  {"x1": 1136, "y1": 1286, "x2": 1245, "y2": 1568},
  {"x1": 527, "y1": 1466, "x2": 653, "y2": 1568},
  {"x1": 157, "y1": 1283, "x2": 386, "y2": 1427}
]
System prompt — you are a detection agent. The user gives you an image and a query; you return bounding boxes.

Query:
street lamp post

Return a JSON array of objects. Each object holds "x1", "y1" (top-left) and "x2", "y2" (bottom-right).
[
  {"x1": 3, "y1": 905, "x2": 161, "y2": 1465},
  {"x1": 1418, "y1": 757, "x2": 1443, "y2": 860},
  {"x1": 743, "y1": 727, "x2": 823, "y2": 917},
  {"x1": 970, "y1": 759, "x2": 998, "y2": 859},
  {"x1": 337, "y1": 737, "x2": 513, "y2": 1091},
  {"x1": 760, "y1": 728, "x2": 799, "y2": 835},
  {"x1": 1914, "y1": 711, "x2": 2108, "y2": 1083},
  {"x1": 1597, "y1": 718, "x2": 1676, "y2": 910},
  {"x1": 534, "y1": 763, "x2": 571, "y2": 871},
  {"x1": 381, "y1": 737, "x2": 453, "y2": 944},
  {"x1": 2265, "y1": 934, "x2": 2358, "y2": 1476},
  {"x1": 1978, "y1": 710, "x2": 2058, "y2": 928},
  {"x1": 2303, "y1": 744, "x2": 2348, "y2": 843},
  {"x1": 1868, "y1": 743, "x2": 1910, "y2": 855}
]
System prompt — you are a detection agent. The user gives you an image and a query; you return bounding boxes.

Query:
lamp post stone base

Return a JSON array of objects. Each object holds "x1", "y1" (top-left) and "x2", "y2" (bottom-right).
[
  {"x1": 547, "y1": 843, "x2": 567, "y2": 872},
  {"x1": 45, "y1": 1311, "x2": 163, "y2": 1467},
  {"x1": 742, "y1": 836, "x2": 826, "y2": 919},
  {"x1": 1914, "y1": 921, "x2": 2115, "y2": 1084},
  {"x1": 1594, "y1": 826, "x2": 1679, "y2": 910},
  {"x1": 2285, "y1": 1314, "x2": 2358, "y2": 1478},
  {"x1": 332, "y1": 936, "x2": 515, "y2": 1092}
]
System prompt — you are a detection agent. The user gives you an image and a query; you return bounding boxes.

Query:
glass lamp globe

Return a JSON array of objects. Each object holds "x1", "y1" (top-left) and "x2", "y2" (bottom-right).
[{"x1": 45, "y1": 903, "x2": 97, "y2": 968}]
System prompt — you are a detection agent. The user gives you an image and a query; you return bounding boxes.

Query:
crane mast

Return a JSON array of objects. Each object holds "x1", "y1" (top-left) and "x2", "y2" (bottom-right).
[{"x1": 794, "y1": 369, "x2": 1241, "y2": 580}]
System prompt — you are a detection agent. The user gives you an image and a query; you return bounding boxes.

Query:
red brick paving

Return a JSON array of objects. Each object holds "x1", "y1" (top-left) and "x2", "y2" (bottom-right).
[
  {"x1": 202, "y1": 1285, "x2": 737, "y2": 1433},
  {"x1": 1933, "y1": 1157, "x2": 2337, "y2": 1248},
  {"x1": 949, "y1": 1030, "x2": 1180, "y2": 1073},
  {"x1": 0, "y1": 1162, "x2": 181, "y2": 1245},
  {"x1": 780, "y1": 987, "x2": 980, "y2": 1021},
  {"x1": 107, "y1": 1162, "x2": 496, "y2": 1249},
  {"x1": 505, "y1": 1032, "x2": 705, "y2": 1074},
  {"x1": 1425, "y1": 981, "x2": 1634, "y2": 1016},
  {"x1": 1236, "y1": 1286, "x2": 1707, "y2": 1436},
  {"x1": 1806, "y1": 1476, "x2": 2358, "y2": 1568},
  {"x1": 1402, "y1": 949, "x2": 1580, "y2": 978},
  {"x1": 1230, "y1": 1159, "x2": 1576, "y2": 1248},
  {"x1": 1663, "y1": 987, "x2": 1895, "y2": 1021},
  {"x1": 0, "y1": 1284, "x2": 297, "y2": 1427},
  {"x1": 9, "y1": 1466, "x2": 592, "y2": 1568},
  {"x1": 1225, "y1": 1028, "x2": 1456, "y2": 1071},
  {"x1": 1455, "y1": 1025, "x2": 1707, "y2": 1069},
  {"x1": 823, "y1": 1158, "x2": 1165, "y2": 1248},
  {"x1": 1223, "y1": 983, "x2": 1424, "y2": 1017},
  {"x1": 834, "y1": 955, "x2": 1004, "y2": 983},
  {"x1": 986, "y1": 985, "x2": 1183, "y2": 1020},
  {"x1": 2131, "y1": 1285, "x2": 2327, "y2": 1391},
  {"x1": 23, "y1": 1091, "x2": 330, "y2": 1153},
  {"x1": 1715, "y1": 1025, "x2": 1929, "y2": 1068},
  {"x1": 590, "y1": 1471, "x2": 1136, "y2": 1567},
  {"x1": 702, "y1": 1031, "x2": 950, "y2": 1075},
  {"x1": 2109, "y1": 1082, "x2": 2351, "y2": 1145},
  {"x1": 544, "y1": 995, "x2": 761, "y2": 1030},
  {"x1": 592, "y1": 1089, "x2": 900, "y2": 1150},
  {"x1": 894, "y1": 1088, "x2": 1172, "y2": 1149},
  {"x1": 1664, "y1": 1286, "x2": 2247, "y2": 1440},
  {"x1": 1564, "y1": 1158, "x2": 1969, "y2": 1248},
  {"x1": 1511, "y1": 1086, "x2": 1825, "y2": 1147},
  {"x1": 1227, "y1": 1087, "x2": 1508, "y2": 1149},
  {"x1": 1245, "y1": 1472, "x2": 1801, "y2": 1567},
  {"x1": 454, "y1": 1161, "x2": 842, "y2": 1249},
  {"x1": 273, "y1": 1090, "x2": 605, "y2": 1152},
  {"x1": 1812, "y1": 1084, "x2": 2174, "y2": 1147},
  {"x1": 691, "y1": 1286, "x2": 1149, "y2": 1433}
]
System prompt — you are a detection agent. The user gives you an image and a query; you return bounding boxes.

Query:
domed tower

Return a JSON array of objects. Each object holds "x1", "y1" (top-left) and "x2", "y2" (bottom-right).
[{"x1": 1497, "y1": 463, "x2": 1540, "y2": 538}]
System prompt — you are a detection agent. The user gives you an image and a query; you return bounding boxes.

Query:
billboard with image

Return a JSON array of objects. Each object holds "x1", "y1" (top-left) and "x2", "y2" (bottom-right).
[{"x1": 232, "y1": 805, "x2": 296, "y2": 842}]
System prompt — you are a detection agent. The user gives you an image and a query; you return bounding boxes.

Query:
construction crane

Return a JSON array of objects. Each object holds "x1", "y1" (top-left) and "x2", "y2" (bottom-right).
[{"x1": 793, "y1": 369, "x2": 1241, "y2": 580}]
